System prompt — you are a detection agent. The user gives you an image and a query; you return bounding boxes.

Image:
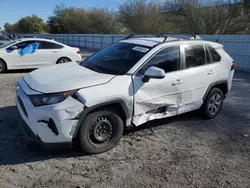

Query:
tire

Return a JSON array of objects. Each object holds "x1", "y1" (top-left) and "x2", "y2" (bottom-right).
[
  {"x1": 57, "y1": 57, "x2": 71, "y2": 64},
  {"x1": 78, "y1": 109, "x2": 124, "y2": 154},
  {"x1": 0, "y1": 60, "x2": 6, "y2": 73},
  {"x1": 200, "y1": 87, "x2": 224, "y2": 119}
]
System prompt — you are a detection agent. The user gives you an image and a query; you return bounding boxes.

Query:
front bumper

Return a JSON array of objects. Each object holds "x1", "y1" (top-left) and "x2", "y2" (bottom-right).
[
  {"x1": 18, "y1": 110, "x2": 72, "y2": 149},
  {"x1": 15, "y1": 79, "x2": 84, "y2": 149}
]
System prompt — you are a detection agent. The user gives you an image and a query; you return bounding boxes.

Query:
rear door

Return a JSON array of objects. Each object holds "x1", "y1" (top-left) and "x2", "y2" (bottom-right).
[
  {"x1": 176, "y1": 44, "x2": 216, "y2": 114},
  {"x1": 37, "y1": 41, "x2": 63, "y2": 67}
]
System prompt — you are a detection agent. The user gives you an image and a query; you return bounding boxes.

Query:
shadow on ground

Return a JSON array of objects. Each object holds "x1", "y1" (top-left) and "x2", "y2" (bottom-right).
[
  {"x1": 0, "y1": 106, "x2": 85, "y2": 165},
  {"x1": 5, "y1": 69, "x2": 35, "y2": 74},
  {"x1": 0, "y1": 106, "x2": 202, "y2": 165}
]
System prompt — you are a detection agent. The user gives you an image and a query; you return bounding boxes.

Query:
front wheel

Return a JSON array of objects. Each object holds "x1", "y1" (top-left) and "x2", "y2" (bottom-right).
[
  {"x1": 78, "y1": 109, "x2": 124, "y2": 154},
  {"x1": 0, "y1": 60, "x2": 6, "y2": 73},
  {"x1": 200, "y1": 88, "x2": 224, "y2": 119}
]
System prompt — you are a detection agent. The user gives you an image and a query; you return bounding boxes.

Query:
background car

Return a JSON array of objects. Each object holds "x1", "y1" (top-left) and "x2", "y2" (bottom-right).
[
  {"x1": 0, "y1": 35, "x2": 11, "y2": 46},
  {"x1": 0, "y1": 38, "x2": 82, "y2": 73}
]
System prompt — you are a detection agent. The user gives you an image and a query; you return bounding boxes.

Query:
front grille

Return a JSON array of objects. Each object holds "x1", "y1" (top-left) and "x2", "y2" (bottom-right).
[{"x1": 17, "y1": 96, "x2": 28, "y2": 117}]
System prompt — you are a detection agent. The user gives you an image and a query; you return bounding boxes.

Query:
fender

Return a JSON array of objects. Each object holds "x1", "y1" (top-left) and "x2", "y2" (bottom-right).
[
  {"x1": 73, "y1": 98, "x2": 132, "y2": 138},
  {"x1": 203, "y1": 80, "x2": 228, "y2": 101}
]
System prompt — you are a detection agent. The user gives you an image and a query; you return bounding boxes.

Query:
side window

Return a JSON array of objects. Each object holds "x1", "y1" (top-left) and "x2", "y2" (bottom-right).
[
  {"x1": 39, "y1": 41, "x2": 63, "y2": 49},
  {"x1": 13, "y1": 41, "x2": 35, "y2": 49},
  {"x1": 146, "y1": 46, "x2": 180, "y2": 73},
  {"x1": 207, "y1": 45, "x2": 221, "y2": 62},
  {"x1": 185, "y1": 45, "x2": 205, "y2": 68}
]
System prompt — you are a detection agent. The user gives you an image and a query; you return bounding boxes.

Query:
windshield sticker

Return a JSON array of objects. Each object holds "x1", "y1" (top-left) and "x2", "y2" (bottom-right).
[
  {"x1": 18, "y1": 42, "x2": 39, "y2": 57},
  {"x1": 132, "y1": 46, "x2": 149, "y2": 53}
]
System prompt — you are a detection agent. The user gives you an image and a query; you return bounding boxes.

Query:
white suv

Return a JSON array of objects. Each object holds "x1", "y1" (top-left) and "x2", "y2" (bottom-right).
[{"x1": 15, "y1": 36, "x2": 236, "y2": 154}]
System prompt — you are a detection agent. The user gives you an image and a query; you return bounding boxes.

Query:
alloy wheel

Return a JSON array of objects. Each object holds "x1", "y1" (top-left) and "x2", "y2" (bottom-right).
[{"x1": 208, "y1": 93, "x2": 222, "y2": 116}]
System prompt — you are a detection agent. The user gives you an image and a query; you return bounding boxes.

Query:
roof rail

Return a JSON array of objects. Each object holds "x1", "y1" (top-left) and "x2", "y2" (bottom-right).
[
  {"x1": 190, "y1": 35, "x2": 202, "y2": 40},
  {"x1": 156, "y1": 34, "x2": 182, "y2": 42},
  {"x1": 124, "y1": 34, "x2": 135, "y2": 40}
]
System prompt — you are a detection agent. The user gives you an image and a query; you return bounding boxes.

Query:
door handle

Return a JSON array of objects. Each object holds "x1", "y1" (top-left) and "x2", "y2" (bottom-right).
[
  {"x1": 207, "y1": 70, "x2": 214, "y2": 75},
  {"x1": 172, "y1": 79, "x2": 183, "y2": 86},
  {"x1": 52, "y1": 51, "x2": 58, "y2": 53}
]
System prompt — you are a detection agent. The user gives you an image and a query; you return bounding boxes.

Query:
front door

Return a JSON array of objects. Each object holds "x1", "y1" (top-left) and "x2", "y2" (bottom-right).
[
  {"x1": 6, "y1": 41, "x2": 38, "y2": 69},
  {"x1": 132, "y1": 46, "x2": 183, "y2": 126}
]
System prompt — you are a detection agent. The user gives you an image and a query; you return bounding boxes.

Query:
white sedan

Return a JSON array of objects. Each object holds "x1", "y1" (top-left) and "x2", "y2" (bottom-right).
[{"x1": 0, "y1": 38, "x2": 82, "y2": 73}]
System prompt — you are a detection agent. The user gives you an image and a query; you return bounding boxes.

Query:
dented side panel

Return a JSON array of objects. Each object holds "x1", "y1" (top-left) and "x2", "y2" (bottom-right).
[
  {"x1": 132, "y1": 67, "x2": 211, "y2": 125},
  {"x1": 132, "y1": 74, "x2": 181, "y2": 126}
]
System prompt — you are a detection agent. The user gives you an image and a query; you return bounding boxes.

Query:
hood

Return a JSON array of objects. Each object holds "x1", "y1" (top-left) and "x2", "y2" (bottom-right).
[{"x1": 24, "y1": 62, "x2": 115, "y2": 93}]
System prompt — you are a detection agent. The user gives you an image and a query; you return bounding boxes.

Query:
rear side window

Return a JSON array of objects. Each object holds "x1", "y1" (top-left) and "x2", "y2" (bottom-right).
[
  {"x1": 207, "y1": 45, "x2": 221, "y2": 62},
  {"x1": 184, "y1": 45, "x2": 205, "y2": 68},
  {"x1": 147, "y1": 46, "x2": 180, "y2": 73},
  {"x1": 39, "y1": 41, "x2": 63, "y2": 49}
]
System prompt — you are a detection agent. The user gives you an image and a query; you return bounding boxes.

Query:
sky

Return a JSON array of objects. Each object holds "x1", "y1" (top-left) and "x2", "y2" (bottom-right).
[{"x1": 0, "y1": 0, "x2": 121, "y2": 29}]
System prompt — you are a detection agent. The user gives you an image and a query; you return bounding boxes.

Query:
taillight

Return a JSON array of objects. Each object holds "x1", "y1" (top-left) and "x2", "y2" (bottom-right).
[
  {"x1": 77, "y1": 50, "x2": 80, "y2": 54},
  {"x1": 231, "y1": 61, "x2": 236, "y2": 70}
]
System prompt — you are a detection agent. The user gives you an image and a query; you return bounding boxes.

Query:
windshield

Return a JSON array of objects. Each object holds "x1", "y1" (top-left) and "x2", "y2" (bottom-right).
[
  {"x1": 0, "y1": 41, "x2": 15, "y2": 48},
  {"x1": 80, "y1": 42, "x2": 151, "y2": 75}
]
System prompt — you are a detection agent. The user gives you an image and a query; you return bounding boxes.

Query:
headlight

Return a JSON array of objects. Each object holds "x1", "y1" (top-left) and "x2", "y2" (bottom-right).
[{"x1": 29, "y1": 90, "x2": 77, "y2": 107}]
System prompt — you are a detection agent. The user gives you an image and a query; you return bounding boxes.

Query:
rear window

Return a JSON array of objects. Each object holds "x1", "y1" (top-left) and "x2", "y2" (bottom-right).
[
  {"x1": 39, "y1": 41, "x2": 63, "y2": 49},
  {"x1": 207, "y1": 45, "x2": 221, "y2": 62}
]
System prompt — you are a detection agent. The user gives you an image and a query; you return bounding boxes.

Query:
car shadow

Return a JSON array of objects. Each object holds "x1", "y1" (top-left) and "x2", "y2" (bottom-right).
[
  {"x1": 5, "y1": 69, "x2": 35, "y2": 74},
  {"x1": 0, "y1": 106, "x2": 85, "y2": 165},
  {"x1": 0, "y1": 105, "x2": 203, "y2": 165},
  {"x1": 124, "y1": 110, "x2": 203, "y2": 135},
  {"x1": 0, "y1": 105, "x2": 206, "y2": 165}
]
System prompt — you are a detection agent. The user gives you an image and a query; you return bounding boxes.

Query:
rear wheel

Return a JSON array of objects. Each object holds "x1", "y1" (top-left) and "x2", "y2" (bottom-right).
[
  {"x1": 57, "y1": 57, "x2": 71, "y2": 64},
  {"x1": 78, "y1": 109, "x2": 124, "y2": 154},
  {"x1": 0, "y1": 60, "x2": 6, "y2": 73},
  {"x1": 200, "y1": 88, "x2": 223, "y2": 119}
]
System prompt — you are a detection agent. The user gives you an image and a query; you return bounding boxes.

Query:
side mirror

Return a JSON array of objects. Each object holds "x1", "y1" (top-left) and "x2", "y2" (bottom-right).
[
  {"x1": 142, "y1": 66, "x2": 165, "y2": 83},
  {"x1": 10, "y1": 45, "x2": 18, "y2": 50}
]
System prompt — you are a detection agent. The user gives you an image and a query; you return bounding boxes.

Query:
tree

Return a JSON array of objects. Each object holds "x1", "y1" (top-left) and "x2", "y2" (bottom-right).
[
  {"x1": 87, "y1": 8, "x2": 119, "y2": 33},
  {"x1": 4, "y1": 15, "x2": 46, "y2": 33},
  {"x1": 48, "y1": 5, "x2": 88, "y2": 33},
  {"x1": 4, "y1": 23, "x2": 18, "y2": 33},
  {"x1": 164, "y1": 0, "x2": 250, "y2": 34},
  {"x1": 48, "y1": 5, "x2": 119, "y2": 34},
  {"x1": 17, "y1": 15, "x2": 45, "y2": 33},
  {"x1": 118, "y1": 0, "x2": 170, "y2": 34}
]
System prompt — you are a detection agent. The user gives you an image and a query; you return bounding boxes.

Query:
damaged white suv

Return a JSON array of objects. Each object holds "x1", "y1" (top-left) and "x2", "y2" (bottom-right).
[{"x1": 16, "y1": 36, "x2": 236, "y2": 154}]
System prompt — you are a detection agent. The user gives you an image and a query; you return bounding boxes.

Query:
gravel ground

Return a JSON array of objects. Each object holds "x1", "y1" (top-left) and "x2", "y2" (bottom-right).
[{"x1": 0, "y1": 70, "x2": 249, "y2": 188}]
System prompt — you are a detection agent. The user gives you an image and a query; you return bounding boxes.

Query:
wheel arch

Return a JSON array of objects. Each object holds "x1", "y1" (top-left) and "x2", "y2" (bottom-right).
[
  {"x1": 73, "y1": 99, "x2": 132, "y2": 138},
  {"x1": 56, "y1": 57, "x2": 72, "y2": 64},
  {"x1": 0, "y1": 58, "x2": 7, "y2": 70},
  {"x1": 203, "y1": 80, "x2": 228, "y2": 101}
]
